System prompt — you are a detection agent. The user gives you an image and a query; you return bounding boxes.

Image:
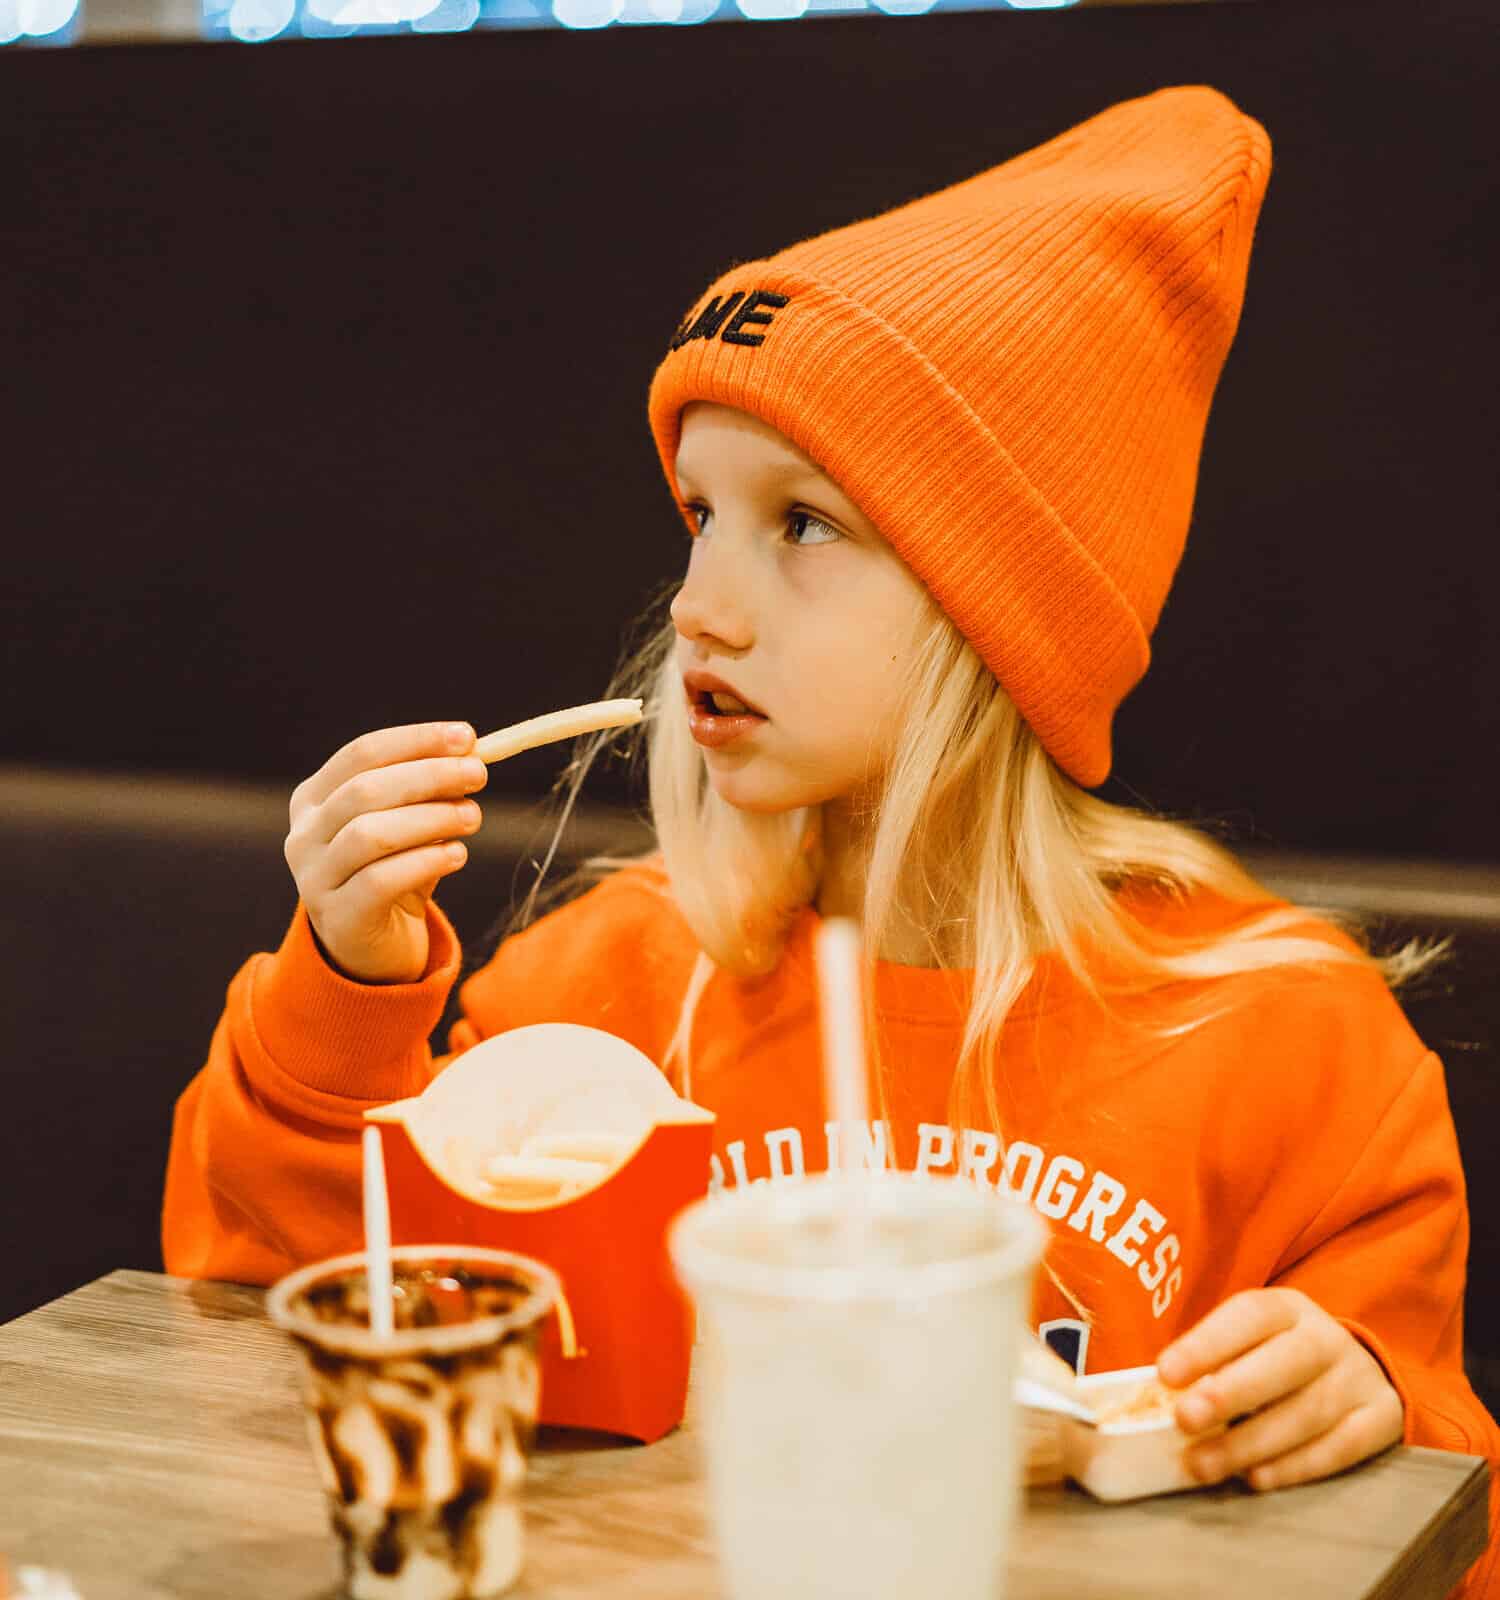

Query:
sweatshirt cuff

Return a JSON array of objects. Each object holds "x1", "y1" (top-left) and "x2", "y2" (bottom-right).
[
  {"x1": 1339, "y1": 1317, "x2": 1474, "y2": 1455},
  {"x1": 243, "y1": 901, "x2": 461, "y2": 1113}
]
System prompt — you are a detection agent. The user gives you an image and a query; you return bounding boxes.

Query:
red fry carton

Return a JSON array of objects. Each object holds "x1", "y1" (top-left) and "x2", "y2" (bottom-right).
[{"x1": 365, "y1": 1022, "x2": 714, "y2": 1443}]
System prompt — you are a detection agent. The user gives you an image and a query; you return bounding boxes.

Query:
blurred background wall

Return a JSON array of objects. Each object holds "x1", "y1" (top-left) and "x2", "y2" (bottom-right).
[{"x1": 2, "y1": 0, "x2": 1495, "y2": 860}]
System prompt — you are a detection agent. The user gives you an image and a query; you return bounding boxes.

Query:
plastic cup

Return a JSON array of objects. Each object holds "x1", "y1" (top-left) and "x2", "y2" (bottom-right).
[
  {"x1": 669, "y1": 1172, "x2": 1045, "y2": 1600},
  {"x1": 266, "y1": 1244, "x2": 560, "y2": 1600}
]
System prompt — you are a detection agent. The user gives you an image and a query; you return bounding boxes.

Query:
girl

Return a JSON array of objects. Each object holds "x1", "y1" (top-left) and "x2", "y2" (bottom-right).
[{"x1": 164, "y1": 84, "x2": 1497, "y2": 1591}]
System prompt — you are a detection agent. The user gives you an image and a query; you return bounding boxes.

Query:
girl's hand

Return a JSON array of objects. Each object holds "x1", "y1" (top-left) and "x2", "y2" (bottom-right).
[
  {"x1": 1156, "y1": 1287, "x2": 1404, "y2": 1491},
  {"x1": 284, "y1": 722, "x2": 487, "y2": 985}
]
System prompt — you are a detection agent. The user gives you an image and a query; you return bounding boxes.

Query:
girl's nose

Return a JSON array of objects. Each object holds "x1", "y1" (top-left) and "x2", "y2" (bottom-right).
[{"x1": 670, "y1": 538, "x2": 754, "y2": 653}]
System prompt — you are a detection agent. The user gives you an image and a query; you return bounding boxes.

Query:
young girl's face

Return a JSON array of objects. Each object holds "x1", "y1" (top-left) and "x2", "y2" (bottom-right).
[{"x1": 670, "y1": 402, "x2": 929, "y2": 816}]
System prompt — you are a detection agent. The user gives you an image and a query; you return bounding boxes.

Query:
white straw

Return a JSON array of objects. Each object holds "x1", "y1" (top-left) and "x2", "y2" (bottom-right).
[
  {"x1": 362, "y1": 1124, "x2": 395, "y2": 1339},
  {"x1": 814, "y1": 917, "x2": 871, "y2": 1172}
]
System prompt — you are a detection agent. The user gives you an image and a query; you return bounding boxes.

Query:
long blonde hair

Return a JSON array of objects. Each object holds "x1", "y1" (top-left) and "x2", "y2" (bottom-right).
[{"x1": 516, "y1": 583, "x2": 1445, "y2": 1140}]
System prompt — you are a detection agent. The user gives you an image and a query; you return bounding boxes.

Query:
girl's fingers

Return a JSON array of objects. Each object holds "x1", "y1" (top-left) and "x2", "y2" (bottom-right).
[
  {"x1": 1171, "y1": 1321, "x2": 1328, "y2": 1435},
  {"x1": 1158, "y1": 1289, "x2": 1300, "y2": 1389},
  {"x1": 333, "y1": 840, "x2": 471, "y2": 921},
  {"x1": 296, "y1": 756, "x2": 487, "y2": 854},
  {"x1": 1184, "y1": 1368, "x2": 1349, "y2": 1483},
  {"x1": 311, "y1": 800, "x2": 483, "y2": 895},
  {"x1": 1241, "y1": 1406, "x2": 1399, "y2": 1492},
  {"x1": 319, "y1": 755, "x2": 486, "y2": 839},
  {"x1": 1159, "y1": 1290, "x2": 1404, "y2": 1493},
  {"x1": 293, "y1": 722, "x2": 476, "y2": 814}
]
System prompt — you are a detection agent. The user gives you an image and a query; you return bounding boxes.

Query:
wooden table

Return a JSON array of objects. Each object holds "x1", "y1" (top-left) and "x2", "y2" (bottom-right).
[{"x1": 0, "y1": 1271, "x2": 1489, "y2": 1599}]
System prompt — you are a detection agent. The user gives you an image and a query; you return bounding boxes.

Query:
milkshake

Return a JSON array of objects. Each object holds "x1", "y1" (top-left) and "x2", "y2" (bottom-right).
[
  {"x1": 266, "y1": 1245, "x2": 560, "y2": 1600},
  {"x1": 670, "y1": 1172, "x2": 1044, "y2": 1600}
]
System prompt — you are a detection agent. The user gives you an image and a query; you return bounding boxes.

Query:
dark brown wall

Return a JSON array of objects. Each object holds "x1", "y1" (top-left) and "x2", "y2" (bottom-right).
[{"x1": 2, "y1": 0, "x2": 1495, "y2": 857}]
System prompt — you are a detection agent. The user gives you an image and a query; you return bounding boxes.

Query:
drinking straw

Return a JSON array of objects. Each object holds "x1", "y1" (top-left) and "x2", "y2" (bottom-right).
[
  {"x1": 814, "y1": 917, "x2": 874, "y2": 1248},
  {"x1": 362, "y1": 1124, "x2": 395, "y2": 1338}
]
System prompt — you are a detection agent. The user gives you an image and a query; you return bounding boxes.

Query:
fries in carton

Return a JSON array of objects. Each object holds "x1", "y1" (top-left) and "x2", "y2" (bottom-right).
[{"x1": 365, "y1": 1023, "x2": 714, "y2": 1443}]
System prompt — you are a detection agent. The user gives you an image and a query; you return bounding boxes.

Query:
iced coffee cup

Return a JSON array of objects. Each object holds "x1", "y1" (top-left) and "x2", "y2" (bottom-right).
[
  {"x1": 266, "y1": 1244, "x2": 560, "y2": 1600},
  {"x1": 669, "y1": 1172, "x2": 1045, "y2": 1600}
]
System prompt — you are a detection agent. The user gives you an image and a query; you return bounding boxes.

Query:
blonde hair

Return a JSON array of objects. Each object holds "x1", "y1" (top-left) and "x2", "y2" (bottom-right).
[
  {"x1": 512, "y1": 585, "x2": 1446, "y2": 1321},
  {"x1": 524, "y1": 584, "x2": 1443, "y2": 1096}
]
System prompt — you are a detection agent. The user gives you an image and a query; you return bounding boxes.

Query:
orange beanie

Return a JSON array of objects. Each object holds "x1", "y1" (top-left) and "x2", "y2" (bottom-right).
[{"x1": 647, "y1": 84, "x2": 1272, "y2": 787}]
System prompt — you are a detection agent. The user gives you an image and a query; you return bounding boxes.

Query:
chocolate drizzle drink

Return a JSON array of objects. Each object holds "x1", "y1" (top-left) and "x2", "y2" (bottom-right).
[{"x1": 267, "y1": 1245, "x2": 560, "y2": 1600}]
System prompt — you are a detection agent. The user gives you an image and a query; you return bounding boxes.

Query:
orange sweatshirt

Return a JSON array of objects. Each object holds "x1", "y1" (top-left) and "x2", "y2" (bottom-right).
[{"x1": 164, "y1": 860, "x2": 1498, "y2": 1595}]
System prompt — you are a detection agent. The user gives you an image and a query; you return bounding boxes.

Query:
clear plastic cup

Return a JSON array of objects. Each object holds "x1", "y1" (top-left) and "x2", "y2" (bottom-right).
[
  {"x1": 669, "y1": 1172, "x2": 1045, "y2": 1600},
  {"x1": 266, "y1": 1244, "x2": 560, "y2": 1600}
]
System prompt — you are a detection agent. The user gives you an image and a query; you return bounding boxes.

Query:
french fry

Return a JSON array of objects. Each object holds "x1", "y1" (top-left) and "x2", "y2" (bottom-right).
[
  {"x1": 1021, "y1": 1335, "x2": 1081, "y2": 1394},
  {"x1": 473, "y1": 698, "x2": 643, "y2": 766},
  {"x1": 1091, "y1": 1375, "x2": 1175, "y2": 1425},
  {"x1": 482, "y1": 1180, "x2": 569, "y2": 1205},
  {"x1": 520, "y1": 1131, "x2": 637, "y2": 1165},
  {"x1": 1023, "y1": 1410, "x2": 1071, "y2": 1487},
  {"x1": 480, "y1": 1154, "x2": 609, "y2": 1188},
  {"x1": 442, "y1": 1135, "x2": 488, "y2": 1201}
]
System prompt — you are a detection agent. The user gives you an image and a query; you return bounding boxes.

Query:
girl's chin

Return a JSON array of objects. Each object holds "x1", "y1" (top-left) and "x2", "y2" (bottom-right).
[
  {"x1": 702, "y1": 765, "x2": 813, "y2": 816},
  {"x1": 700, "y1": 749, "x2": 868, "y2": 818}
]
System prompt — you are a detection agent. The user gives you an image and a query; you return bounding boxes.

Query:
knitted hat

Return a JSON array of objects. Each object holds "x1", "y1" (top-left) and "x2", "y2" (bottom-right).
[{"x1": 647, "y1": 85, "x2": 1272, "y2": 788}]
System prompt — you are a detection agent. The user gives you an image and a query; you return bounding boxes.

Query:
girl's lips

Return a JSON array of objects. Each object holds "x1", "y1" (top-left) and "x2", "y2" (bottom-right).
[{"x1": 686, "y1": 702, "x2": 767, "y2": 750}]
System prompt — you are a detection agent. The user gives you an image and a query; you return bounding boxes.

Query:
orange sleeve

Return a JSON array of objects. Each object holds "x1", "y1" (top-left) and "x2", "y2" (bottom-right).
[
  {"x1": 161, "y1": 862, "x2": 689, "y2": 1287},
  {"x1": 1270, "y1": 1050, "x2": 1499, "y2": 1600},
  {"x1": 161, "y1": 900, "x2": 466, "y2": 1285}
]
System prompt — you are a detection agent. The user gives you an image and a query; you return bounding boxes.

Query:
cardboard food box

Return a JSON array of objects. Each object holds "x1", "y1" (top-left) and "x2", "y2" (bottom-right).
[
  {"x1": 1068, "y1": 1366, "x2": 1220, "y2": 1502},
  {"x1": 1017, "y1": 1349, "x2": 1225, "y2": 1502},
  {"x1": 365, "y1": 1023, "x2": 715, "y2": 1444}
]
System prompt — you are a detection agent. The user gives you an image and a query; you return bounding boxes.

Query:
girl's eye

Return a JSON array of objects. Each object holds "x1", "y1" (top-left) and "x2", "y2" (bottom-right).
[
  {"x1": 787, "y1": 511, "x2": 840, "y2": 547},
  {"x1": 678, "y1": 503, "x2": 840, "y2": 546}
]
